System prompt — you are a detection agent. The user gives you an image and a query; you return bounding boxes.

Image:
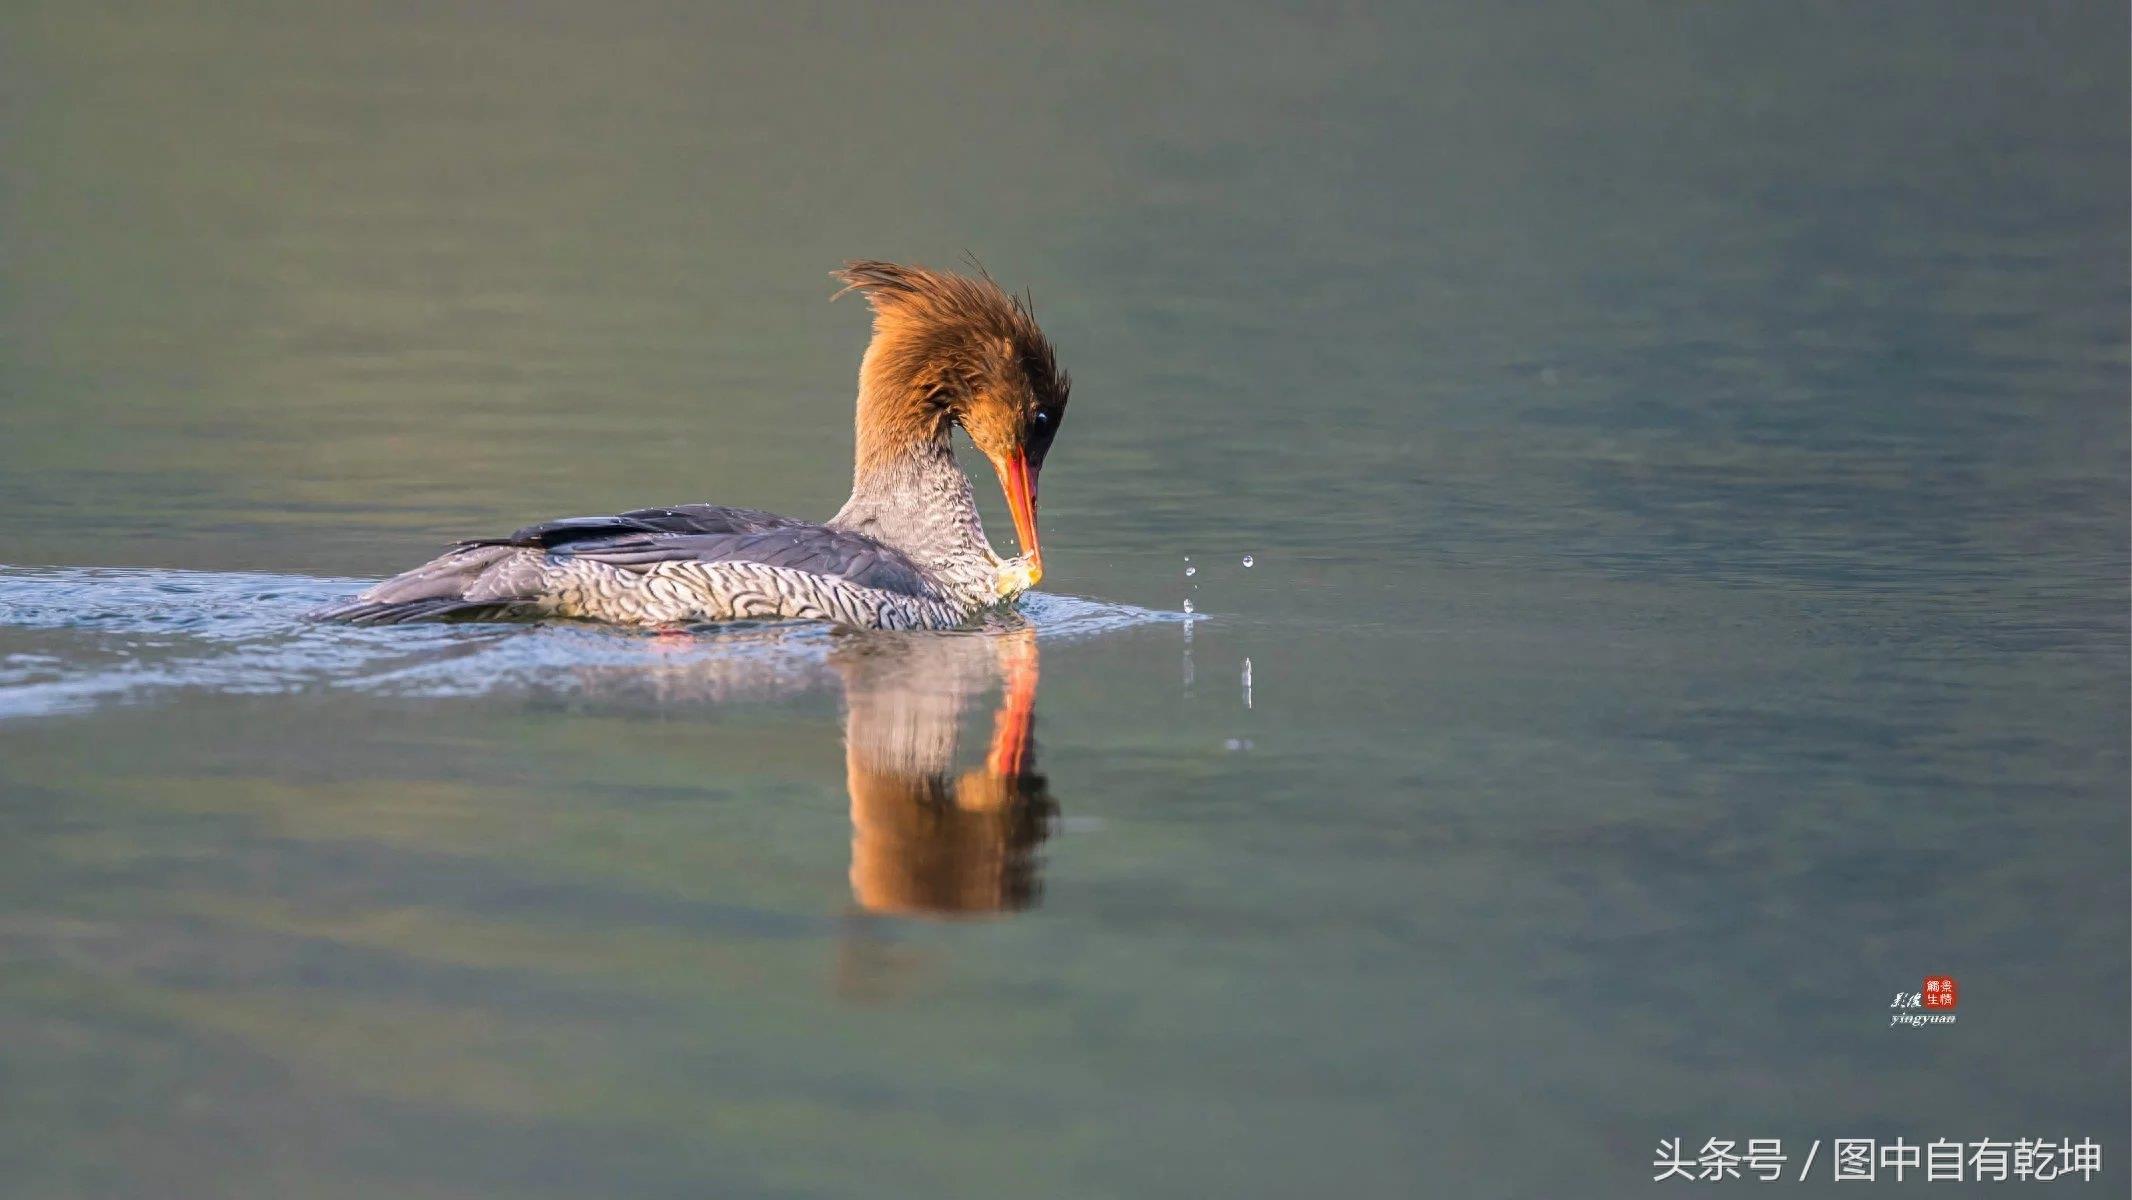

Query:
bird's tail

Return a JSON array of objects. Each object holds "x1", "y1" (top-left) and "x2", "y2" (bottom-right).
[
  {"x1": 308, "y1": 543, "x2": 540, "y2": 625},
  {"x1": 308, "y1": 595, "x2": 531, "y2": 625}
]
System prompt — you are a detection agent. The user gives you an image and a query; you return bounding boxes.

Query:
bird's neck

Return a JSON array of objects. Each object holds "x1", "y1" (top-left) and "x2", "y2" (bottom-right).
[{"x1": 829, "y1": 433, "x2": 999, "y2": 603}]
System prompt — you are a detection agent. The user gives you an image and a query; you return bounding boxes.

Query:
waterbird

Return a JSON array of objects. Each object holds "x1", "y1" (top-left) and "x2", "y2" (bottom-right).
[{"x1": 315, "y1": 261, "x2": 1068, "y2": 630}]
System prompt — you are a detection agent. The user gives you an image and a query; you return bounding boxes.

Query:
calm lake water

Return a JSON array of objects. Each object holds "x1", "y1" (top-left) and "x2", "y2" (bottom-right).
[{"x1": 3, "y1": 4, "x2": 2126, "y2": 1196}]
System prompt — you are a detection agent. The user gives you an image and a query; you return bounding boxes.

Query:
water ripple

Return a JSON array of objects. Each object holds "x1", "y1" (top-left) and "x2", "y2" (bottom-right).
[{"x1": 0, "y1": 565, "x2": 1182, "y2": 720}]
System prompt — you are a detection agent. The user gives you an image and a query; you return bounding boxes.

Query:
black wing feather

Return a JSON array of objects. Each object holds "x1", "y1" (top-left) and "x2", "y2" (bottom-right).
[{"x1": 472, "y1": 504, "x2": 808, "y2": 550}]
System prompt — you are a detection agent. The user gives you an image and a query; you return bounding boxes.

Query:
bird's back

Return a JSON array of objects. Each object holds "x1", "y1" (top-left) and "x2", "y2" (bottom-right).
[{"x1": 313, "y1": 504, "x2": 968, "y2": 629}]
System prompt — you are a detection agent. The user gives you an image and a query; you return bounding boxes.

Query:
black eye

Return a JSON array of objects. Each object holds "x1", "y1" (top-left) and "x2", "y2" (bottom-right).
[{"x1": 1032, "y1": 411, "x2": 1051, "y2": 433}]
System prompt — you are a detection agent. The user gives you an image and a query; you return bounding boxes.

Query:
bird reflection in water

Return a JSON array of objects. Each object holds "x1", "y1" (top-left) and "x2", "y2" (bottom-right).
[
  {"x1": 594, "y1": 618, "x2": 1055, "y2": 919},
  {"x1": 838, "y1": 626, "x2": 1052, "y2": 916}
]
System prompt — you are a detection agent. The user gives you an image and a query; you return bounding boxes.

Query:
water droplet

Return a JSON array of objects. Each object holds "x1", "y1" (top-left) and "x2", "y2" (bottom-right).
[
  {"x1": 1182, "y1": 598, "x2": 1194, "y2": 613},
  {"x1": 1184, "y1": 566, "x2": 1196, "y2": 577},
  {"x1": 1241, "y1": 555, "x2": 1255, "y2": 568}
]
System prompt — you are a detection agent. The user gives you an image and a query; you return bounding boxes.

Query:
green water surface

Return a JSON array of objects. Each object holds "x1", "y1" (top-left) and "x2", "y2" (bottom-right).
[{"x1": 2, "y1": 4, "x2": 2126, "y2": 1196}]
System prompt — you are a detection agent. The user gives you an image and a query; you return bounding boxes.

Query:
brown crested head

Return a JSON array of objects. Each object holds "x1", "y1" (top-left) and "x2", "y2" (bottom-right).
[{"x1": 834, "y1": 259, "x2": 1070, "y2": 576}]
